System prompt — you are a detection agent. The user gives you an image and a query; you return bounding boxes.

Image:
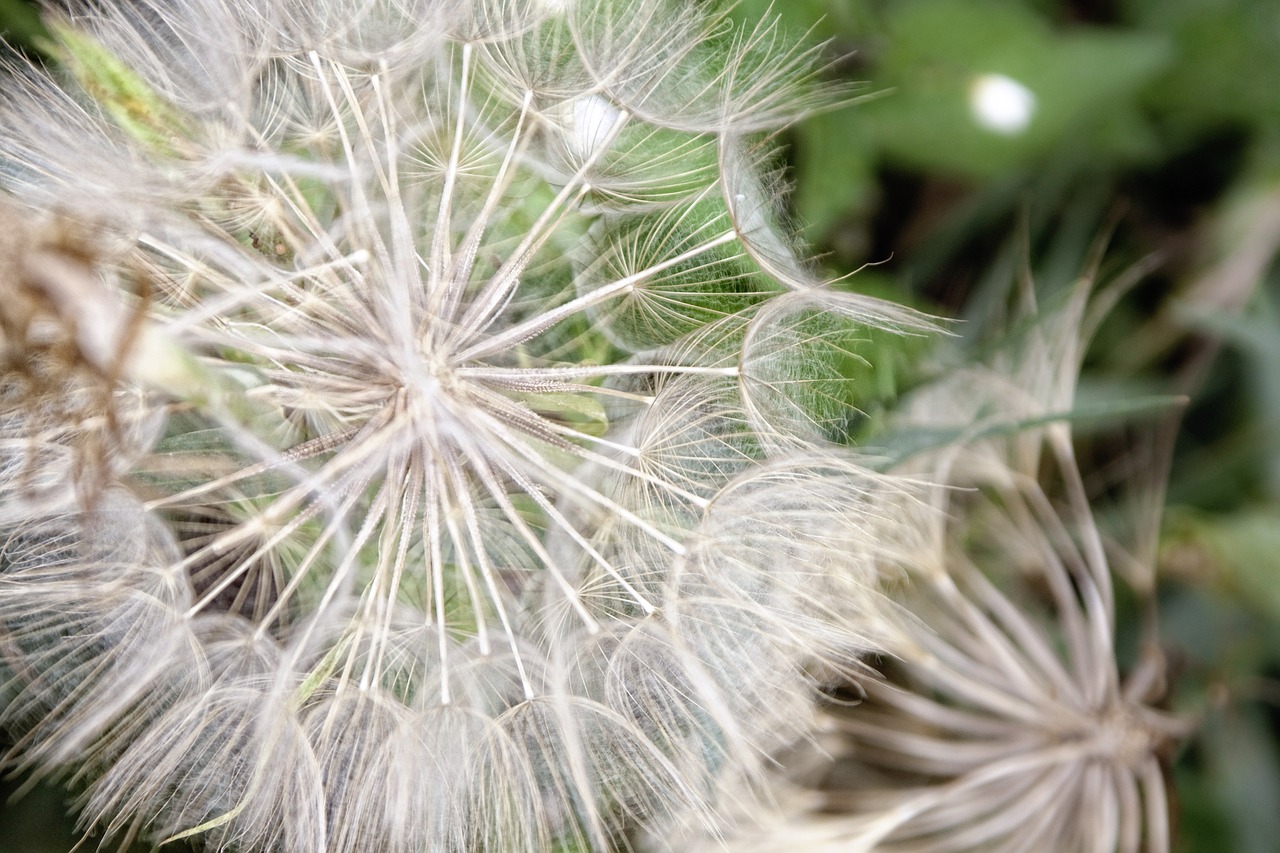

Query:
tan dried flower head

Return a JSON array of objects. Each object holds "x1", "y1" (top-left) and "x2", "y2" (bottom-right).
[{"x1": 0, "y1": 200, "x2": 167, "y2": 511}]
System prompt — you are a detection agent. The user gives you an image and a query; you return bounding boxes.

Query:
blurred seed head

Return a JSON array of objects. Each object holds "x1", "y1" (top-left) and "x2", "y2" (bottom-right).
[{"x1": 670, "y1": 266, "x2": 1189, "y2": 853}]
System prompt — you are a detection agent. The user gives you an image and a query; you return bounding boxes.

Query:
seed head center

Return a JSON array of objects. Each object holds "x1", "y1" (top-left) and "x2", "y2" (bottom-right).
[{"x1": 397, "y1": 348, "x2": 469, "y2": 428}]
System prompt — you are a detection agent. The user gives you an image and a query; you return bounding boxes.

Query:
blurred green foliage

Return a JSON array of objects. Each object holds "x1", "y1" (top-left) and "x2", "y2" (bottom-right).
[
  {"x1": 0, "y1": 0, "x2": 41, "y2": 45},
  {"x1": 731, "y1": 1, "x2": 1280, "y2": 851}
]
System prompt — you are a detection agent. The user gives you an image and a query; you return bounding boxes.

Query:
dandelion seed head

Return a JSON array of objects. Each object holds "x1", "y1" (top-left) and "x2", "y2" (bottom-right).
[{"x1": 0, "y1": 0, "x2": 927, "y2": 848}]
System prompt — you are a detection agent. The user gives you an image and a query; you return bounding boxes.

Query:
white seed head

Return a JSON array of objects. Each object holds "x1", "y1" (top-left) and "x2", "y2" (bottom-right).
[{"x1": 0, "y1": 1, "x2": 928, "y2": 850}]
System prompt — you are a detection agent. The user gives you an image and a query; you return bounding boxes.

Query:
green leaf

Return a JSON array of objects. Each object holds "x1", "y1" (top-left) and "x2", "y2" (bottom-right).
[
  {"x1": 289, "y1": 633, "x2": 354, "y2": 711},
  {"x1": 43, "y1": 20, "x2": 188, "y2": 153},
  {"x1": 1128, "y1": 0, "x2": 1280, "y2": 134},
  {"x1": 521, "y1": 391, "x2": 609, "y2": 436},
  {"x1": 792, "y1": 108, "x2": 877, "y2": 241},
  {"x1": 862, "y1": 0, "x2": 1172, "y2": 178},
  {"x1": 0, "y1": 0, "x2": 46, "y2": 47},
  {"x1": 1166, "y1": 507, "x2": 1280, "y2": 626}
]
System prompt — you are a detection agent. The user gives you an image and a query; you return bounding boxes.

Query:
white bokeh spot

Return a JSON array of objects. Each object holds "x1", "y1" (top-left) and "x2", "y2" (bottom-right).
[{"x1": 969, "y1": 73, "x2": 1037, "y2": 136}]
